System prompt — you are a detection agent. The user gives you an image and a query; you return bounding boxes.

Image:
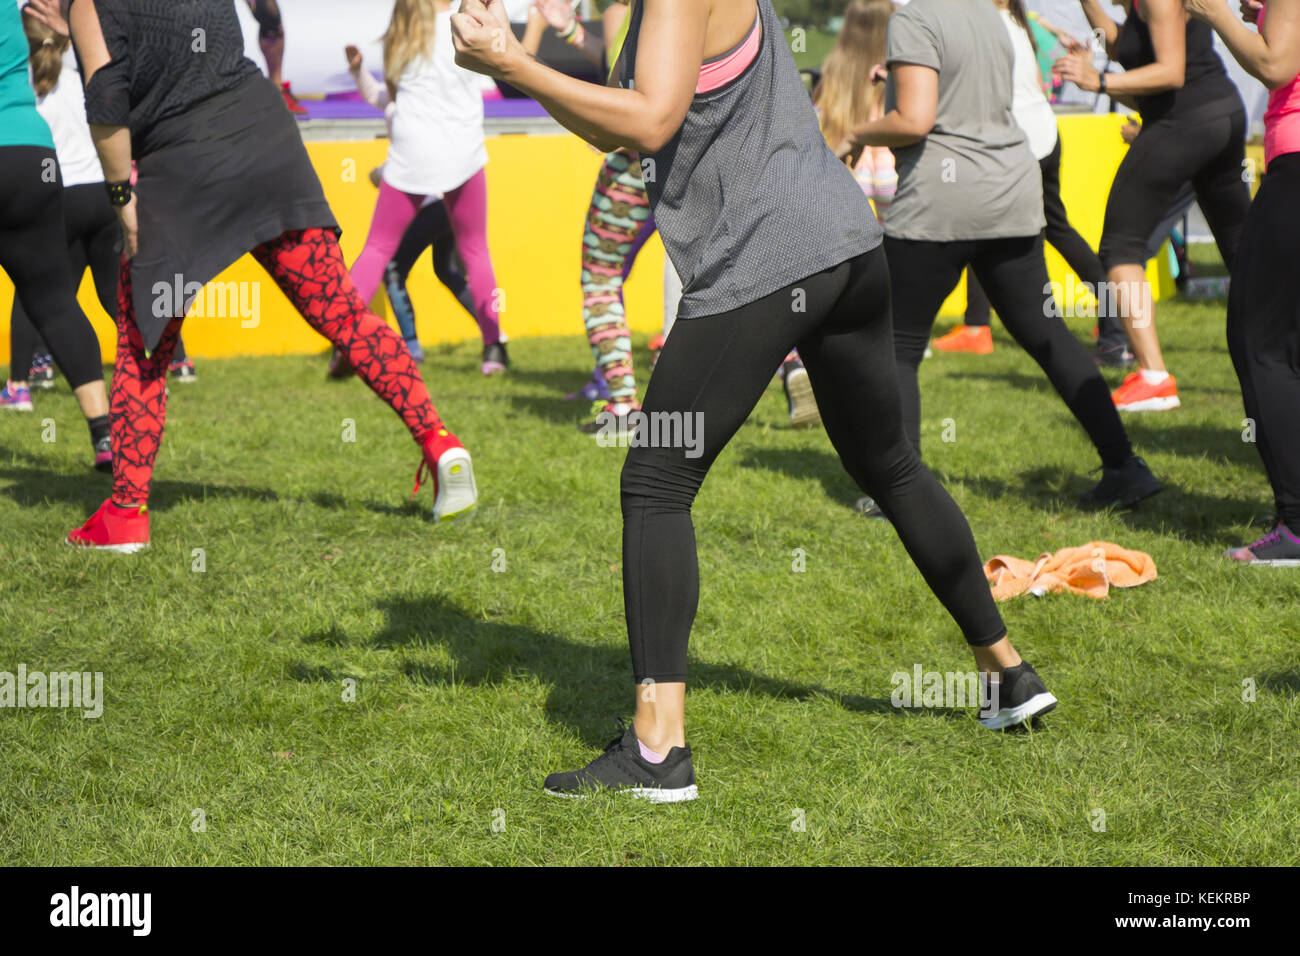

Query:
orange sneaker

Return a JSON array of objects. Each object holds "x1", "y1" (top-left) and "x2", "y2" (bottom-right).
[
  {"x1": 1111, "y1": 371, "x2": 1180, "y2": 412},
  {"x1": 66, "y1": 499, "x2": 150, "y2": 553},
  {"x1": 932, "y1": 324, "x2": 993, "y2": 354}
]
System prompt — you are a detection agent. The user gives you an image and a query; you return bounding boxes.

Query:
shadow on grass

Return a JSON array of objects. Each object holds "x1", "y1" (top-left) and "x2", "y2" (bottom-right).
[
  {"x1": 0, "y1": 450, "x2": 282, "y2": 515},
  {"x1": 296, "y1": 593, "x2": 966, "y2": 746},
  {"x1": 737, "y1": 446, "x2": 1266, "y2": 545},
  {"x1": 1260, "y1": 670, "x2": 1300, "y2": 697}
]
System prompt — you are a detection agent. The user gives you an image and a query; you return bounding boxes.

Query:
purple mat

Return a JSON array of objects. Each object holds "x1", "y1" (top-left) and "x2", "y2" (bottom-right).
[{"x1": 301, "y1": 93, "x2": 550, "y2": 123}]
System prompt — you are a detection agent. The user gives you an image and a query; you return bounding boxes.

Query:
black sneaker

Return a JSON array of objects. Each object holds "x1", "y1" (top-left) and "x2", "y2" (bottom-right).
[
  {"x1": 854, "y1": 495, "x2": 886, "y2": 519},
  {"x1": 481, "y1": 341, "x2": 509, "y2": 375},
  {"x1": 543, "y1": 720, "x2": 698, "y2": 802},
  {"x1": 1224, "y1": 522, "x2": 1300, "y2": 566},
  {"x1": 28, "y1": 352, "x2": 56, "y2": 390},
  {"x1": 92, "y1": 435, "x2": 112, "y2": 473},
  {"x1": 1078, "y1": 455, "x2": 1162, "y2": 510},
  {"x1": 1093, "y1": 343, "x2": 1136, "y2": 369},
  {"x1": 979, "y1": 662, "x2": 1058, "y2": 731},
  {"x1": 781, "y1": 357, "x2": 821, "y2": 428}
]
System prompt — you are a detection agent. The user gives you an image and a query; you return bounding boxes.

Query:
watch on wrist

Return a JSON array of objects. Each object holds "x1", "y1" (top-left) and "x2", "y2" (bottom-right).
[{"x1": 105, "y1": 180, "x2": 133, "y2": 208}]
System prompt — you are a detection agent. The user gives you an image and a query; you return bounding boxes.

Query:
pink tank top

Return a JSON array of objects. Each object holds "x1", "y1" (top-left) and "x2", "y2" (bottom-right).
[{"x1": 1262, "y1": 3, "x2": 1300, "y2": 164}]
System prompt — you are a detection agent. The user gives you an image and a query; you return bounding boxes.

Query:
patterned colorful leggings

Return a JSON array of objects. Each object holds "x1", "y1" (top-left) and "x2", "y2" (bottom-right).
[
  {"x1": 110, "y1": 227, "x2": 443, "y2": 507},
  {"x1": 581, "y1": 150, "x2": 655, "y2": 407}
]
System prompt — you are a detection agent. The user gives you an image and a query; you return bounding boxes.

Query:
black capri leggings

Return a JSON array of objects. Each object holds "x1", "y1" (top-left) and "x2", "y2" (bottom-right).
[
  {"x1": 886, "y1": 233, "x2": 1132, "y2": 469},
  {"x1": 1099, "y1": 104, "x2": 1250, "y2": 271},
  {"x1": 0, "y1": 147, "x2": 105, "y2": 390},
  {"x1": 10, "y1": 182, "x2": 120, "y2": 378},
  {"x1": 621, "y1": 247, "x2": 1007, "y2": 684},
  {"x1": 1226, "y1": 152, "x2": 1300, "y2": 528}
]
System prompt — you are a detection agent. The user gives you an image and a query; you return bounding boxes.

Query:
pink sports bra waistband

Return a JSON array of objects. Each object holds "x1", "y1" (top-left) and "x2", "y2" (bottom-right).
[{"x1": 696, "y1": 13, "x2": 762, "y2": 95}]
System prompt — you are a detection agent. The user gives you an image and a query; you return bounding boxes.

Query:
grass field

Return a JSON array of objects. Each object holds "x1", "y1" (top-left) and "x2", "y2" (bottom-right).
[{"x1": 1, "y1": 283, "x2": 1298, "y2": 866}]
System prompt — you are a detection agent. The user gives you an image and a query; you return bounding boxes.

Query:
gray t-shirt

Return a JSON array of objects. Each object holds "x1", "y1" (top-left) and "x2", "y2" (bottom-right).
[{"x1": 883, "y1": 0, "x2": 1045, "y2": 241}]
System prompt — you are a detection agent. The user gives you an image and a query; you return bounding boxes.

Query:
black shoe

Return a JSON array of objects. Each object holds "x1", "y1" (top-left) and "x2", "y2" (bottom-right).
[
  {"x1": 1093, "y1": 343, "x2": 1136, "y2": 369},
  {"x1": 481, "y1": 341, "x2": 509, "y2": 375},
  {"x1": 544, "y1": 719, "x2": 698, "y2": 802},
  {"x1": 854, "y1": 495, "x2": 886, "y2": 519},
  {"x1": 1078, "y1": 455, "x2": 1162, "y2": 510},
  {"x1": 92, "y1": 435, "x2": 112, "y2": 473},
  {"x1": 979, "y1": 662, "x2": 1058, "y2": 731}
]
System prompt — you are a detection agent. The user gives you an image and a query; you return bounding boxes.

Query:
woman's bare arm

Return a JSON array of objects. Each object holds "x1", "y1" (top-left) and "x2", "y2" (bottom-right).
[
  {"x1": 452, "y1": 0, "x2": 702, "y2": 154},
  {"x1": 837, "y1": 64, "x2": 938, "y2": 157},
  {"x1": 1188, "y1": 0, "x2": 1300, "y2": 89}
]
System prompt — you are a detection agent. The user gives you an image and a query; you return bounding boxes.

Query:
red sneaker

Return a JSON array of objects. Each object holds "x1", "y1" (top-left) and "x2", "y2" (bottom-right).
[
  {"x1": 281, "y1": 81, "x2": 307, "y2": 115},
  {"x1": 1111, "y1": 371, "x2": 1180, "y2": 412},
  {"x1": 67, "y1": 499, "x2": 150, "y2": 553},
  {"x1": 932, "y1": 324, "x2": 994, "y2": 354},
  {"x1": 413, "y1": 429, "x2": 477, "y2": 522}
]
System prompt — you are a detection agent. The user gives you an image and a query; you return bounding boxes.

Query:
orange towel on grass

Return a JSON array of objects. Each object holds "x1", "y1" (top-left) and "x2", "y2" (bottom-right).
[{"x1": 984, "y1": 541, "x2": 1156, "y2": 600}]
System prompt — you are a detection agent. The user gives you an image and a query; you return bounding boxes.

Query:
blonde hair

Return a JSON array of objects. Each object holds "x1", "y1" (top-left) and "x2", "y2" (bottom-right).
[
  {"x1": 813, "y1": 0, "x2": 894, "y2": 149},
  {"x1": 22, "y1": 8, "x2": 69, "y2": 99},
  {"x1": 383, "y1": 0, "x2": 441, "y2": 99}
]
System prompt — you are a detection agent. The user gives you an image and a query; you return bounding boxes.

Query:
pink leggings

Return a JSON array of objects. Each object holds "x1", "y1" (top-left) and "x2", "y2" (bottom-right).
[{"x1": 349, "y1": 169, "x2": 502, "y2": 345}]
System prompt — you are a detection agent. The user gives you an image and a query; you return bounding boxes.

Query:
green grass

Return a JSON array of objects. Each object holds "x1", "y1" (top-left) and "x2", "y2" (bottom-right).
[{"x1": 1, "y1": 290, "x2": 1298, "y2": 866}]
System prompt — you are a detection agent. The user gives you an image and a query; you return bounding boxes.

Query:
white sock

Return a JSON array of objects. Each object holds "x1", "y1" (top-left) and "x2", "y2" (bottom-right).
[{"x1": 1139, "y1": 368, "x2": 1170, "y2": 385}]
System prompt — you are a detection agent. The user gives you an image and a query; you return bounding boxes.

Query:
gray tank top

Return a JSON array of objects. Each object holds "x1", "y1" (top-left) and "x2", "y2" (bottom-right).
[{"x1": 618, "y1": 0, "x2": 881, "y2": 319}]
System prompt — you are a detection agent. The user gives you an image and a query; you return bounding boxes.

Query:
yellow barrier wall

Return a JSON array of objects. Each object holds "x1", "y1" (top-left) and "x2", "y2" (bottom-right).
[{"x1": 0, "y1": 113, "x2": 1184, "y2": 365}]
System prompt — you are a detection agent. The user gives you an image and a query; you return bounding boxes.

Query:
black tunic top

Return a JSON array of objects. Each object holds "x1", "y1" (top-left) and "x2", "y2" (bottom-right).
[
  {"x1": 1113, "y1": 0, "x2": 1240, "y2": 124},
  {"x1": 72, "y1": 0, "x2": 337, "y2": 350}
]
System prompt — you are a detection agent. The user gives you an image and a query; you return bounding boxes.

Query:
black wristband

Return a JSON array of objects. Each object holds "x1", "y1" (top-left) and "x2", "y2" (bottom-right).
[
  {"x1": 1098, "y1": 72, "x2": 1107, "y2": 95},
  {"x1": 105, "y1": 180, "x2": 133, "y2": 208}
]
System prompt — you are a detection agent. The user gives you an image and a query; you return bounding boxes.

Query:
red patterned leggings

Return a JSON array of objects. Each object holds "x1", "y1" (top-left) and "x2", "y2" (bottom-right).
[{"x1": 110, "y1": 228, "x2": 442, "y2": 506}]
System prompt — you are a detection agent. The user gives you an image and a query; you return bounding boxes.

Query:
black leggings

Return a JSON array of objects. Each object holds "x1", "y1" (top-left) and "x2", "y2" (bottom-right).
[
  {"x1": 966, "y1": 134, "x2": 1107, "y2": 330},
  {"x1": 385, "y1": 200, "x2": 475, "y2": 343},
  {"x1": 887, "y1": 233, "x2": 1132, "y2": 468},
  {"x1": 1226, "y1": 152, "x2": 1300, "y2": 528},
  {"x1": 10, "y1": 183, "x2": 119, "y2": 377},
  {"x1": 622, "y1": 247, "x2": 1007, "y2": 683},
  {"x1": 1099, "y1": 105, "x2": 1250, "y2": 271},
  {"x1": 0, "y1": 147, "x2": 104, "y2": 389}
]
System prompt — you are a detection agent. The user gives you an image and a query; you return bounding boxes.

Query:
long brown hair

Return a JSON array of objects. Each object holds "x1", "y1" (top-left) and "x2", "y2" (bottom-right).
[
  {"x1": 22, "y1": 7, "x2": 69, "y2": 98},
  {"x1": 383, "y1": 0, "x2": 441, "y2": 100},
  {"x1": 813, "y1": 0, "x2": 893, "y2": 149},
  {"x1": 1004, "y1": 0, "x2": 1039, "y2": 58}
]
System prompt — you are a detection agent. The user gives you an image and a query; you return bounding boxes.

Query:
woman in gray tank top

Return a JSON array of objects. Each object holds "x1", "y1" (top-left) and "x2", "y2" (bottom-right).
[
  {"x1": 452, "y1": 0, "x2": 1058, "y2": 801},
  {"x1": 837, "y1": 0, "x2": 1161, "y2": 519}
]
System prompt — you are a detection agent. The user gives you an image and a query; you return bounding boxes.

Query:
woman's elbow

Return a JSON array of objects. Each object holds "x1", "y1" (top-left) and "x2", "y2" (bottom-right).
[{"x1": 1261, "y1": 61, "x2": 1299, "y2": 91}]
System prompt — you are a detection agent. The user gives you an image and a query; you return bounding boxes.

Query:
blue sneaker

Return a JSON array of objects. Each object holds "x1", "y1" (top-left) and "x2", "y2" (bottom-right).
[
  {"x1": 564, "y1": 368, "x2": 611, "y2": 403},
  {"x1": 28, "y1": 352, "x2": 55, "y2": 391},
  {"x1": 0, "y1": 381, "x2": 33, "y2": 412},
  {"x1": 0, "y1": 382, "x2": 32, "y2": 411}
]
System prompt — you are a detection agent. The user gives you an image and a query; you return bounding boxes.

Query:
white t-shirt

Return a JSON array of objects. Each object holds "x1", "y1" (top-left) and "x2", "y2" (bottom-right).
[
  {"x1": 382, "y1": 9, "x2": 488, "y2": 196},
  {"x1": 36, "y1": 56, "x2": 104, "y2": 187},
  {"x1": 1001, "y1": 8, "x2": 1057, "y2": 160}
]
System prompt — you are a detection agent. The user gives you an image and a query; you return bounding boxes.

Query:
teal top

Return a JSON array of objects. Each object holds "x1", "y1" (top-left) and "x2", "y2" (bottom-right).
[{"x1": 0, "y1": 1, "x2": 54, "y2": 149}]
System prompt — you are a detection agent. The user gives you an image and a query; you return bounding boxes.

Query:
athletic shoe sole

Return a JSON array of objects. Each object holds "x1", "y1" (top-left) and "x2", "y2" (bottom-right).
[
  {"x1": 64, "y1": 539, "x2": 149, "y2": 554},
  {"x1": 544, "y1": 784, "x2": 699, "y2": 803},
  {"x1": 432, "y1": 447, "x2": 477, "y2": 522},
  {"x1": 1223, "y1": 551, "x2": 1300, "y2": 567},
  {"x1": 1116, "y1": 396, "x2": 1180, "y2": 412},
  {"x1": 1, "y1": 401, "x2": 34, "y2": 412},
  {"x1": 979, "y1": 692, "x2": 1058, "y2": 731},
  {"x1": 785, "y1": 368, "x2": 821, "y2": 428}
]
